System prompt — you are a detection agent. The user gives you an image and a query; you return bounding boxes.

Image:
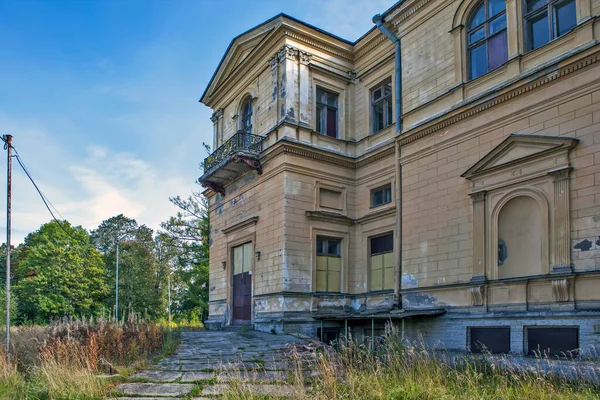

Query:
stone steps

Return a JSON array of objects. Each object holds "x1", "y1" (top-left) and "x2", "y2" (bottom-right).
[{"x1": 109, "y1": 330, "x2": 314, "y2": 398}]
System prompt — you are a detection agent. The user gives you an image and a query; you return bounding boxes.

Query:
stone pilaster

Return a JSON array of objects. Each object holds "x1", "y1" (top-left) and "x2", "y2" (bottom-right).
[
  {"x1": 277, "y1": 45, "x2": 299, "y2": 123},
  {"x1": 470, "y1": 191, "x2": 487, "y2": 281},
  {"x1": 550, "y1": 167, "x2": 572, "y2": 273},
  {"x1": 298, "y1": 51, "x2": 312, "y2": 125},
  {"x1": 211, "y1": 109, "x2": 223, "y2": 150}
]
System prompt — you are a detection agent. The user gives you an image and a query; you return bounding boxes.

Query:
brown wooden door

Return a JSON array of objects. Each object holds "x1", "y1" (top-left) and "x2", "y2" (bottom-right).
[{"x1": 232, "y1": 243, "x2": 252, "y2": 324}]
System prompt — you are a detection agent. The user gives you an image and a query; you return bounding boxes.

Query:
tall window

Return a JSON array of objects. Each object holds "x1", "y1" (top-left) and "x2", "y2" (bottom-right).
[
  {"x1": 468, "y1": 0, "x2": 508, "y2": 80},
  {"x1": 371, "y1": 80, "x2": 393, "y2": 133},
  {"x1": 370, "y1": 234, "x2": 394, "y2": 291},
  {"x1": 316, "y1": 88, "x2": 338, "y2": 138},
  {"x1": 240, "y1": 97, "x2": 253, "y2": 134},
  {"x1": 316, "y1": 237, "x2": 341, "y2": 292},
  {"x1": 525, "y1": 0, "x2": 576, "y2": 51}
]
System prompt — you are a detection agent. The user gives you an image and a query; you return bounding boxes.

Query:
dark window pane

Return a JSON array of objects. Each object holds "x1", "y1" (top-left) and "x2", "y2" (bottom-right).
[
  {"x1": 384, "y1": 186, "x2": 392, "y2": 203},
  {"x1": 488, "y1": 30, "x2": 508, "y2": 70},
  {"x1": 489, "y1": 14, "x2": 507, "y2": 34},
  {"x1": 318, "y1": 89, "x2": 327, "y2": 104},
  {"x1": 316, "y1": 106, "x2": 324, "y2": 134},
  {"x1": 469, "y1": 27, "x2": 486, "y2": 44},
  {"x1": 469, "y1": 3, "x2": 485, "y2": 29},
  {"x1": 386, "y1": 100, "x2": 393, "y2": 126},
  {"x1": 527, "y1": 0, "x2": 548, "y2": 13},
  {"x1": 529, "y1": 11, "x2": 550, "y2": 49},
  {"x1": 383, "y1": 82, "x2": 392, "y2": 96},
  {"x1": 317, "y1": 237, "x2": 324, "y2": 254},
  {"x1": 373, "y1": 190, "x2": 383, "y2": 206},
  {"x1": 373, "y1": 88, "x2": 382, "y2": 101},
  {"x1": 371, "y1": 234, "x2": 393, "y2": 255},
  {"x1": 488, "y1": 0, "x2": 506, "y2": 17},
  {"x1": 470, "y1": 43, "x2": 487, "y2": 79},
  {"x1": 372, "y1": 185, "x2": 392, "y2": 206},
  {"x1": 326, "y1": 107, "x2": 337, "y2": 137},
  {"x1": 328, "y1": 240, "x2": 340, "y2": 256},
  {"x1": 327, "y1": 92, "x2": 338, "y2": 107},
  {"x1": 373, "y1": 103, "x2": 384, "y2": 132},
  {"x1": 556, "y1": 0, "x2": 576, "y2": 36}
]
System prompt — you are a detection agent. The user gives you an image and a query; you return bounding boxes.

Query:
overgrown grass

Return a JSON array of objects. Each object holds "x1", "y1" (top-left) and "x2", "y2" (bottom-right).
[
  {"x1": 0, "y1": 314, "x2": 181, "y2": 399},
  {"x1": 223, "y1": 323, "x2": 600, "y2": 399}
]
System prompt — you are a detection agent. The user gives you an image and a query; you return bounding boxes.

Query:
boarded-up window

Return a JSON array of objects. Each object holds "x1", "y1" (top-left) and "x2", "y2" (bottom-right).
[
  {"x1": 527, "y1": 327, "x2": 579, "y2": 357},
  {"x1": 316, "y1": 237, "x2": 341, "y2": 292},
  {"x1": 370, "y1": 233, "x2": 394, "y2": 291},
  {"x1": 320, "y1": 188, "x2": 342, "y2": 210},
  {"x1": 469, "y1": 327, "x2": 510, "y2": 353},
  {"x1": 497, "y1": 196, "x2": 542, "y2": 278}
]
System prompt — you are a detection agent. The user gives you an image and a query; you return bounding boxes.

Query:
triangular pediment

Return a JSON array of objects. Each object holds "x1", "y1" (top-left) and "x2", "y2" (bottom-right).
[{"x1": 462, "y1": 134, "x2": 578, "y2": 179}]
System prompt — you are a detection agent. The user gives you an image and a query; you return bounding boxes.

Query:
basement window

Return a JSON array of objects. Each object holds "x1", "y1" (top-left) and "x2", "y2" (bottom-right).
[
  {"x1": 526, "y1": 326, "x2": 579, "y2": 357},
  {"x1": 469, "y1": 327, "x2": 510, "y2": 353}
]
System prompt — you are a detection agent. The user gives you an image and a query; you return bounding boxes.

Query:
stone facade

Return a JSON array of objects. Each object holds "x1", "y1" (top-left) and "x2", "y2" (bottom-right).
[{"x1": 199, "y1": 5, "x2": 600, "y2": 356}]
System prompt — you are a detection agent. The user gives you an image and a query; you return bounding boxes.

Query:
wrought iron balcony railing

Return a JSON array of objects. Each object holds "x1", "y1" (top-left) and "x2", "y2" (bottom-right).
[{"x1": 203, "y1": 131, "x2": 264, "y2": 173}]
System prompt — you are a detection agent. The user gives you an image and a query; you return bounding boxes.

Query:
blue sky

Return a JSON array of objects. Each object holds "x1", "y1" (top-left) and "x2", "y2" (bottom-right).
[{"x1": 0, "y1": 0, "x2": 394, "y2": 243}]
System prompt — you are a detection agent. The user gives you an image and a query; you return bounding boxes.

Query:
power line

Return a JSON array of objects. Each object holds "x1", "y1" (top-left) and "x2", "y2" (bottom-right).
[{"x1": 11, "y1": 146, "x2": 77, "y2": 241}]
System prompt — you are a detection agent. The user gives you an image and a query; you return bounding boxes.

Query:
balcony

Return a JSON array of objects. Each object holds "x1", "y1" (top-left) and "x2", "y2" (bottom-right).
[{"x1": 199, "y1": 131, "x2": 264, "y2": 195}]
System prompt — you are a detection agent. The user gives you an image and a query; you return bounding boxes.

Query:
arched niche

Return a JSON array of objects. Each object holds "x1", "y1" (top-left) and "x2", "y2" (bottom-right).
[{"x1": 494, "y1": 193, "x2": 546, "y2": 279}]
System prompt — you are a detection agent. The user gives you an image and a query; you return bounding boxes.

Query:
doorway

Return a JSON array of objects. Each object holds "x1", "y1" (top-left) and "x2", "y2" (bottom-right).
[{"x1": 232, "y1": 242, "x2": 252, "y2": 325}]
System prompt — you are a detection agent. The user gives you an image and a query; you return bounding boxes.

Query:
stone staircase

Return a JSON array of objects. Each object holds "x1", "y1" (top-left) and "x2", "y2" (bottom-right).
[{"x1": 108, "y1": 330, "x2": 317, "y2": 399}]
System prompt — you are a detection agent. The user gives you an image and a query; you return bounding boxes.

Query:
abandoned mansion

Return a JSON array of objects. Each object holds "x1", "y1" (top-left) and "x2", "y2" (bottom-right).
[{"x1": 199, "y1": 0, "x2": 600, "y2": 356}]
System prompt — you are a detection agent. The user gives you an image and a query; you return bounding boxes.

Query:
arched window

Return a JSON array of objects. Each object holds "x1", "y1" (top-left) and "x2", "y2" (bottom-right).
[
  {"x1": 240, "y1": 97, "x2": 253, "y2": 134},
  {"x1": 497, "y1": 196, "x2": 542, "y2": 278},
  {"x1": 467, "y1": 0, "x2": 508, "y2": 80}
]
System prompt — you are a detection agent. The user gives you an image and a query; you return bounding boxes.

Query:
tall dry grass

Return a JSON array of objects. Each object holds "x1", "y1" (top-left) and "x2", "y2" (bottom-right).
[
  {"x1": 224, "y1": 323, "x2": 600, "y2": 400},
  {"x1": 0, "y1": 314, "x2": 178, "y2": 400}
]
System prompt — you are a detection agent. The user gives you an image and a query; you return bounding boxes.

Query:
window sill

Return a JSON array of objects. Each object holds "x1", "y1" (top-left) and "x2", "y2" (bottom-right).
[
  {"x1": 369, "y1": 201, "x2": 393, "y2": 210},
  {"x1": 370, "y1": 123, "x2": 395, "y2": 137}
]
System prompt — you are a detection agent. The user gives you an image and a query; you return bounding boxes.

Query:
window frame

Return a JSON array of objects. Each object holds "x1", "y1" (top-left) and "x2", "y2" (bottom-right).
[
  {"x1": 466, "y1": 0, "x2": 508, "y2": 80},
  {"x1": 240, "y1": 97, "x2": 253, "y2": 134},
  {"x1": 523, "y1": 0, "x2": 577, "y2": 51},
  {"x1": 370, "y1": 184, "x2": 393, "y2": 208},
  {"x1": 316, "y1": 236, "x2": 342, "y2": 293},
  {"x1": 368, "y1": 232, "x2": 394, "y2": 292},
  {"x1": 370, "y1": 79, "x2": 393, "y2": 134},
  {"x1": 316, "y1": 87, "x2": 339, "y2": 138}
]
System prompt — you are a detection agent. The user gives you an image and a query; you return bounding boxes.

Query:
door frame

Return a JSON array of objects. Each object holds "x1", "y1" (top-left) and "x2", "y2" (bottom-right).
[{"x1": 227, "y1": 234, "x2": 255, "y2": 326}]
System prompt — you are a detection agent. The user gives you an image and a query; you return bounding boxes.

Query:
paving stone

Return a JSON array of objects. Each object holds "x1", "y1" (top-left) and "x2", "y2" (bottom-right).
[
  {"x1": 201, "y1": 383, "x2": 230, "y2": 395},
  {"x1": 130, "y1": 370, "x2": 182, "y2": 382},
  {"x1": 114, "y1": 383, "x2": 195, "y2": 396},
  {"x1": 217, "y1": 370, "x2": 288, "y2": 383},
  {"x1": 181, "y1": 371, "x2": 215, "y2": 382},
  {"x1": 201, "y1": 383, "x2": 300, "y2": 396}
]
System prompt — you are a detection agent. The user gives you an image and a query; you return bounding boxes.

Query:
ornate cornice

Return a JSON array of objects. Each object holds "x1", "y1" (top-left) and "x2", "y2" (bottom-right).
[
  {"x1": 281, "y1": 30, "x2": 353, "y2": 61},
  {"x1": 399, "y1": 52, "x2": 600, "y2": 146},
  {"x1": 355, "y1": 35, "x2": 388, "y2": 60}
]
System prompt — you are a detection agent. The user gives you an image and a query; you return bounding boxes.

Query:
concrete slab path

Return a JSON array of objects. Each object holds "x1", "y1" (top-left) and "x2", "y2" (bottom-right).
[{"x1": 110, "y1": 330, "x2": 314, "y2": 399}]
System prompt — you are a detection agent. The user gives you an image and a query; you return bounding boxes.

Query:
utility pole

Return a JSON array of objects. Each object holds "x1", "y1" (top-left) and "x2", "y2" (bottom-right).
[{"x1": 3, "y1": 135, "x2": 12, "y2": 355}]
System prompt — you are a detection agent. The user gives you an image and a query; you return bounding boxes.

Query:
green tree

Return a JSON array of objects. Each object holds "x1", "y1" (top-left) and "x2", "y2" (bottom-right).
[
  {"x1": 104, "y1": 240, "x2": 164, "y2": 320},
  {"x1": 160, "y1": 190, "x2": 209, "y2": 322},
  {"x1": 14, "y1": 221, "x2": 107, "y2": 323},
  {"x1": 92, "y1": 215, "x2": 167, "y2": 320}
]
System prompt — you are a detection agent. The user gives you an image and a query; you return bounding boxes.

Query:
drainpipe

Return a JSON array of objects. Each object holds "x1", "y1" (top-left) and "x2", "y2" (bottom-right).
[{"x1": 373, "y1": 14, "x2": 403, "y2": 309}]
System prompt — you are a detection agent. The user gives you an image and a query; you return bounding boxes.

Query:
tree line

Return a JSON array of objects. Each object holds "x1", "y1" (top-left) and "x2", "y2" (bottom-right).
[{"x1": 0, "y1": 191, "x2": 209, "y2": 325}]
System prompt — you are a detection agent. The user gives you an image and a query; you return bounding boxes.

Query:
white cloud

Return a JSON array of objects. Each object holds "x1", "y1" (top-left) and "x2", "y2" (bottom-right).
[{"x1": 0, "y1": 115, "x2": 195, "y2": 244}]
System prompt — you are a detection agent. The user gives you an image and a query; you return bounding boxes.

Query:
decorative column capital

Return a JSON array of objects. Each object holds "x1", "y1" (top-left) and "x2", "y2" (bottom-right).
[
  {"x1": 210, "y1": 109, "x2": 223, "y2": 123},
  {"x1": 470, "y1": 190, "x2": 486, "y2": 203},
  {"x1": 549, "y1": 166, "x2": 572, "y2": 182},
  {"x1": 348, "y1": 70, "x2": 358, "y2": 84},
  {"x1": 298, "y1": 51, "x2": 312, "y2": 65},
  {"x1": 277, "y1": 45, "x2": 299, "y2": 63},
  {"x1": 269, "y1": 56, "x2": 279, "y2": 69}
]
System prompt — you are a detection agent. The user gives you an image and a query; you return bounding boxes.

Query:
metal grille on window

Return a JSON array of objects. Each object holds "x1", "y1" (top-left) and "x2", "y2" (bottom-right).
[
  {"x1": 241, "y1": 97, "x2": 253, "y2": 134},
  {"x1": 370, "y1": 234, "x2": 394, "y2": 291},
  {"x1": 316, "y1": 88, "x2": 338, "y2": 138},
  {"x1": 525, "y1": 0, "x2": 576, "y2": 51},
  {"x1": 371, "y1": 81, "x2": 393, "y2": 133},
  {"x1": 467, "y1": 0, "x2": 508, "y2": 80},
  {"x1": 316, "y1": 237, "x2": 341, "y2": 292}
]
